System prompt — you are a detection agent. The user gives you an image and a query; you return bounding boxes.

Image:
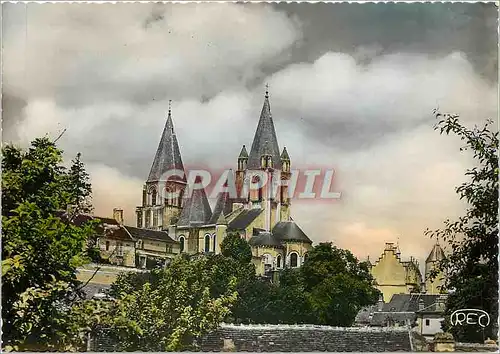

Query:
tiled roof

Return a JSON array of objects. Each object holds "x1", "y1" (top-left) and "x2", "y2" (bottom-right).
[
  {"x1": 426, "y1": 243, "x2": 446, "y2": 262},
  {"x1": 56, "y1": 211, "x2": 132, "y2": 241},
  {"x1": 370, "y1": 312, "x2": 417, "y2": 327},
  {"x1": 124, "y1": 226, "x2": 176, "y2": 243},
  {"x1": 272, "y1": 221, "x2": 312, "y2": 244},
  {"x1": 247, "y1": 94, "x2": 282, "y2": 170},
  {"x1": 227, "y1": 208, "x2": 263, "y2": 230},
  {"x1": 383, "y1": 294, "x2": 443, "y2": 313},
  {"x1": 147, "y1": 109, "x2": 186, "y2": 183},
  {"x1": 81, "y1": 283, "x2": 112, "y2": 300},
  {"x1": 177, "y1": 186, "x2": 213, "y2": 227},
  {"x1": 209, "y1": 191, "x2": 233, "y2": 224},
  {"x1": 249, "y1": 231, "x2": 283, "y2": 248}
]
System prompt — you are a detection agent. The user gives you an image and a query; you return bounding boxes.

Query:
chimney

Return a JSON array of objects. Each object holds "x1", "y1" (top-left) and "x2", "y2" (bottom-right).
[
  {"x1": 377, "y1": 295, "x2": 384, "y2": 311},
  {"x1": 113, "y1": 208, "x2": 124, "y2": 224},
  {"x1": 419, "y1": 299, "x2": 425, "y2": 311}
]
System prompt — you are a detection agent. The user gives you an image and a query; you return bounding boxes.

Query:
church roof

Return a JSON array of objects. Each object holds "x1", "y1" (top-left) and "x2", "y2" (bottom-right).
[
  {"x1": 209, "y1": 191, "x2": 233, "y2": 224},
  {"x1": 124, "y1": 225, "x2": 176, "y2": 243},
  {"x1": 177, "y1": 185, "x2": 212, "y2": 227},
  {"x1": 228, "y1": 208, "x2": 263, "y2": 230},
  {"x1": 272, "y1": 221, "x2": 312, "y2": 244},
  {"x1": 248, "y1": 231, "x2": 283, "y2": 248},
  {"x1": 280, "y1": 147, "x2": 290, "y2": 161},
  {"x1": 147, "y1": 108, "x2": 185, "y2": 183},
  {"x1": 247, "y1": 92, "x2": 282, "y2": 170},
  {"x1": 426, "y1": 243, "x2": 445, "y2": 263},
  {"x1": 238, "y1": 145, "x2": 249, "y2": 159}
]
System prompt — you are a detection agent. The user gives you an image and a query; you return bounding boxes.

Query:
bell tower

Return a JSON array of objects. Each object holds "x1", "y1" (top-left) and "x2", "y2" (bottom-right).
[
  {"x1": 136, "y1": 101, "x2": 187, "y2": 230},
  {"x1": 236, "y1": 86, "x2": 290, "y2": 230}
]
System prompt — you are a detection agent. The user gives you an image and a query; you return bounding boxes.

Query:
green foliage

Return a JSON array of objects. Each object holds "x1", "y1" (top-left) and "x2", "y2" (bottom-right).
[
  {"x1": 82, "y1": 256, "x2": 238, "y2": 351},
  {"x1": 220, "y1": 231, "x2": 252, "y2": 264},
  {"x1": 299, "y1": 243, "x2": 380, "y2": 326},
  {"x1": 425, "y1": 112, "x2": 498, "y2": 342},
  {"x1": 1, "y1": 138, "x2": 96, "y2": 350}
]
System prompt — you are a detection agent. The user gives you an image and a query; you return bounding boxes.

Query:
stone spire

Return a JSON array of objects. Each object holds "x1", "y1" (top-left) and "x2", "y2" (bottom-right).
[
  {"x1": 426, "y1": 241, "x2": 445, "y2": 263},
  {"x1": 280, "y1": 146, "x2": 290, "y2": 161},
  {"x1": 238, "y1": 144, "x2": 249, "y2": 159},
  {"x1": 247, "y1": 88, "x2": 282, "y2": 170},
  {"x1": 147, "y1": 103, "x2": 185, "y2": 182},
  {"x1": 177, "y1": 177, "x2": 212, "y2": 227}
]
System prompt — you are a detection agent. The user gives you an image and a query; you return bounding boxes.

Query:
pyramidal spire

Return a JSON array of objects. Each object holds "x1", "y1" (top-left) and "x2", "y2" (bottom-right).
[
  {"x1": 426, "y1": 241, "x2": 445, "y2": 263},
  {"x1": 147, "y1": 102, "x2": 185, "y2": 182},
  {"x1": 247, "y1": 86, "x2": 281, "y2": 169}
]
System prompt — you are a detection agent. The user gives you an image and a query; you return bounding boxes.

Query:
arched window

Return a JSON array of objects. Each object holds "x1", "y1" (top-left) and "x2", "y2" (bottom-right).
[
  {"x1": 179, "y1": 236, "x2": 185, "y2": 253},
  {"x1": 276, "y1": 255, "x2": 282, "y2": 268},
  {"x1": 290, "y1": 252, "x2": 298, "y2": 268},
  {"x1": 213, "y1": 234, "x2": 217, "y2": 253},
  {"x1": 204, "y1": 234, "x2": 211, "y2": 253},
  {"x1": 152, "y1": 189, "x2": 157, "y2": 205}
]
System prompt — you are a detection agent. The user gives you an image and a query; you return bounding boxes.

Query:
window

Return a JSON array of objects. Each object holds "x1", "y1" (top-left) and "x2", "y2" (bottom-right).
[
  {"x1": 105, "y1": 241, "x2": 110, "y2": 251},
  {"x1": 276, "y1": 255, "x2": 282, "y2": 268},
  {"x1": 204, "y1": 234, "x2": 211, "y2": 253},
  {"x1": 304, "y1": 253, "x2": 309, "y2": 263},
  {"x1": 137, "y1": 212, "x2": 142, "y2": 228},
  {"x1": 213, "y1": 234, "x2": 217, "y2": 252},
  {"x1": 290, "y1": 252, "x2": 298, "y2": 268},
  {"x1": 425, "y1": 319, "x2": 430, "y2": 326},
  {"x1": 137, "y1": 240, "x2": 143, "y2": 249},
  {"x1": 145, "y1": 210, "x2": 151, "y2": 228},
  {"x1": 153, "y1": 209, "x2": 158, "y2": 227},
  {"x1": 179, "y1": 236, "x2": 185, "y2": 253},
  {"x1": 152, "y1": 190, "x2": 157, "y2": 205},
  {"x1": 116, "y1": 242, "x2": 124, "y2": 256}
]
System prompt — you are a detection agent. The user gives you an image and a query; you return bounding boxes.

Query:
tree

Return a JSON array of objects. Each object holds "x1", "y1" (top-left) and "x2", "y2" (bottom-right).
[
  {"x1": 1, "y1": 138, "x2": 97, "y2": 350},
  {"x1": 82, "y1": 256, "x2": 238, "y2": 351},
  {"x1": 425, "y1": 112, "x2": 498, "y2": 342},
  {"x1": 299, "y1": 243, "x2": 380, "y2": 326},
  {"x1": 220, "y1": 231, "x2": 252, "y2": 264}
]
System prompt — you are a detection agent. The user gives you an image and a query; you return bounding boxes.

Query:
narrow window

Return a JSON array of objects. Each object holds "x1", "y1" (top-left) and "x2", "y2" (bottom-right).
[
  {"x1": 204, "y1": 234, "x2": 210, "y2": 253},
  {"x1": 179, "y1": 236, "x2": 185, "y2": 253},
  {"x1": 213, "y1": 234, "x2": 217, "y2": 252},
  {"x1": 276, "y1": 255, "x2": 282, "y2": 268},
  {"x1": 290, "y1": 253, "x2": 298, "y2": 267},
  {"x1": 153, "y1": 210, "x2": 158, "y2": 226},
  {"x1": 105, "y1": 241, "x2": 110, "y2": 251},
  {"x1": 425, "y1": 319, "x2": 430, "y2": 326},
  {"x1": 152, "y1": 190, "x2": 157, "y2": 205},
  {"x1": 137, "y1": 212, "x2": 142, "y2": 228}
]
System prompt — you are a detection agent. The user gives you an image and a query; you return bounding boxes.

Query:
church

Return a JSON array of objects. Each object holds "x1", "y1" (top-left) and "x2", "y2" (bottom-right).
[{"x1": 134, "y1": 90, "x2": 313, "y2": 275}]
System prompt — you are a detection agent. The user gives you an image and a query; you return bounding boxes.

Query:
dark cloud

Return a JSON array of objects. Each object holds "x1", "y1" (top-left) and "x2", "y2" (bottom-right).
[{"x1": 273, "y1": 2, "x2": 498, "y2": 80}]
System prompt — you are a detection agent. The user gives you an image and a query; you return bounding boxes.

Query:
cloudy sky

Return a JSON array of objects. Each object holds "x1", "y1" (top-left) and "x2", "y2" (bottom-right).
[{"x1": 2, "y1": 2, "x2": 498, "y2": 268}]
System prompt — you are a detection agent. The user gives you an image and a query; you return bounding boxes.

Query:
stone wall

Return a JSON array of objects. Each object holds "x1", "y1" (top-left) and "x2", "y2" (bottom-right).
[{"x1": 200, "y1": 324, "x2": 413, "y2": 352}]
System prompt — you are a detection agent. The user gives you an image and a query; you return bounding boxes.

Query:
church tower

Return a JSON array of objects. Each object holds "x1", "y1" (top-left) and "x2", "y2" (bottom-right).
[
  {"x1": 425, "y1": 240, "x2": 446, "y2": 294},
  {"x1": 136, "y1": 103, "x2": 187, "y2": 231},
  {"x1": 235, "y1": 87, "x2": 292, "y2": 232}
]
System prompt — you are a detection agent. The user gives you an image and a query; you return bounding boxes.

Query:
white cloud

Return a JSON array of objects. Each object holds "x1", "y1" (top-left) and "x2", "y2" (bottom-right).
[{"x1": 3, "y1": 4, "x2": 497, "y2": 266}]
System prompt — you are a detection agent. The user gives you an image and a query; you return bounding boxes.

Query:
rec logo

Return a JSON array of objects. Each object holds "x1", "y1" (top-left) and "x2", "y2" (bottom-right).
[{"x1": 450, "y1": 309, "x2": 490, "y2": 328}]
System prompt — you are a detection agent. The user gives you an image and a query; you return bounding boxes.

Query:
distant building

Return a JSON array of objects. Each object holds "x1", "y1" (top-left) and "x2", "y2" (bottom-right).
[
  {"x1": 134, "y1": 91, "x2": 313, "y2": 276},
  {"x1": 368, "y1": 241, "x2": 447, "y2": 302},
  {"x1": 355, "y1": 293, "x2": 447, "y2": 340},
  {"x1": 369, "y1": 242, "x2": 423, "y2": 302},
  {"x1": 424, "y1": 241, "x2": 446, "y2": 295}
]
